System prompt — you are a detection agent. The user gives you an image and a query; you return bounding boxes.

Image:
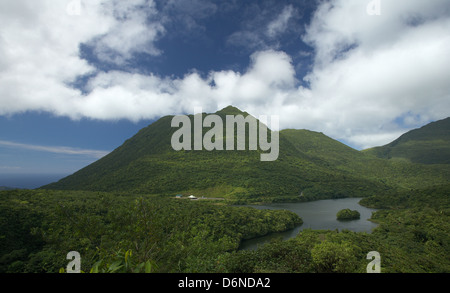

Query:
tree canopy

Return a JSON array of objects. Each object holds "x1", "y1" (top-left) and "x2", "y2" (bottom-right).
[{"x1": 336, "y1": 209, "x2": 361, "y2": 221}]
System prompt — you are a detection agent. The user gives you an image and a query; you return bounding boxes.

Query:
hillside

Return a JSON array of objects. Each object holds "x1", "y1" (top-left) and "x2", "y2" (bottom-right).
[
  {"x1": 364, "y1": 117, "x2": 450, "y2": 164},
  {"x1": 42, "y1": 107, "x2": 450, "y2": 202}
]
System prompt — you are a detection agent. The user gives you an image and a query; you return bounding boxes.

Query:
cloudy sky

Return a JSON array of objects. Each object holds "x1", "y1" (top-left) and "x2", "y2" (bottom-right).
[{"x1": 1, "y1": 0, "x2": 450, "y2": 184}]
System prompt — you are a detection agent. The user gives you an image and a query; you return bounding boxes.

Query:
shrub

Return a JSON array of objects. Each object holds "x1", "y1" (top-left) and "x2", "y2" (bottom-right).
[{"x1": 336, "y1": 209, "x2": 360, "y2": 221}]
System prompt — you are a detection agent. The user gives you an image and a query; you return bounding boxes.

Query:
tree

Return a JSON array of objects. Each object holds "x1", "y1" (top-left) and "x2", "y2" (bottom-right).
[
  {"x1": 336, "y1": 209, "x2": 360, "y2": 221},
  {"x1": 311, "y1": 241, "x2": 358, "y2": 273}
]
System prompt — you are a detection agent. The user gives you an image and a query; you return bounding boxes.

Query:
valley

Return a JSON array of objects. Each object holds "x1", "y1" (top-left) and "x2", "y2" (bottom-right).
[{"x1": 1, "y1": 106, "x2": 449, "y2": 273}]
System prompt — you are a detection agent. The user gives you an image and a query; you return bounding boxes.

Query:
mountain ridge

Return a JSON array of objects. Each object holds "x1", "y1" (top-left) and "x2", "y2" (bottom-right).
[
  {"x1": 363, "y1": 117, "x2": 450, "y2": 164},
  {"x1": 41, "y1": 106, "x2": 450, "y2": 203}
]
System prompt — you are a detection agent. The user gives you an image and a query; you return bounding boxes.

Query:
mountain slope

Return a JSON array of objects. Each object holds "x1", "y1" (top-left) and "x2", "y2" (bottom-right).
[
  {"x1": 364, "y1": 117, "x2": 450, "y2": 164},
  {"x1": 42, "y1": 107, "x2": 450, "y2": 202}
]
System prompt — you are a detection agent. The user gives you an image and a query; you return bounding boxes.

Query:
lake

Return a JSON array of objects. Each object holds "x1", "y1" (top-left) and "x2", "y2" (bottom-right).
[{"x1": 239, "y1": 197, "x2": 378, "y2": 250}]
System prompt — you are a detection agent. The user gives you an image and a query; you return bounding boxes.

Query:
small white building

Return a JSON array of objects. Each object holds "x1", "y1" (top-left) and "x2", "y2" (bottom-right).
[{"x1": 188, "y1": 195, "x2": 197, "y2": 200}]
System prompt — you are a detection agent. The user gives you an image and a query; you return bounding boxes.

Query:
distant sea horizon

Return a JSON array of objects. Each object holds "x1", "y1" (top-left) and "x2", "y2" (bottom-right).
[{"x1": 0, "y1": 173, "x2": 68, "y2": 189}]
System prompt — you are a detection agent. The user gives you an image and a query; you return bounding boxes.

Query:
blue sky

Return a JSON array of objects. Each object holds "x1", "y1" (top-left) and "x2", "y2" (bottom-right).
[{"x1": 1, "y1": 0, "x2": 450, "y2": 187}]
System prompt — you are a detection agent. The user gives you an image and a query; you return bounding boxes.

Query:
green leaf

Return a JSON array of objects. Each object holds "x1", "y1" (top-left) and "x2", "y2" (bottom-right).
[
  {"x1": 90, "y1": 260, "x2": 102, "y2": 273},
  {"x1": 134, "y1": 262, "x2": 145, "y2": 273},
  {"x1": 124, "y1": 251, "x2": 129, "y2": 264},
  {"x1": 144, "y1": 261, "x2": 152, "y2": 273},
  {"x1": 107, "y1": 260, "x2": 124, "y2": 273}
]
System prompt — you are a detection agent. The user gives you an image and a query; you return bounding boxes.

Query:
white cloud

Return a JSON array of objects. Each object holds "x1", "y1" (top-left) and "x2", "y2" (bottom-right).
[
  {"x1": 89, "y1": 0, "x2": 165, "y2": 65},
  {"x1": 226, "y1": 4, "x2": 300, "y2": 51},
  {"x1": 0, "y1": 140, "x2": 109, "y2": 158},
  {"x1": 266, "y1": 5, "x2": 294, "y2": 38},
  {"x1": 0, "y1": 0, "x2": 166, "y2": 117},
  {"x1": 0, "y1": 166, "x2": 22, "y2": 171},
  {"x1": 0, "y1": 0, "x2": 449, "y2": 150},
  {"x1": 226, "y1": 31, "x2": 266, "y2": 51},
  {"x1": 298, "y1": 0, "x2": 450, "y2": 147}
]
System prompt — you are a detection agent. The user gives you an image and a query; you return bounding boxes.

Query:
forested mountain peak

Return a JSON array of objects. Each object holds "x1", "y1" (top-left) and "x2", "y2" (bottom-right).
[
  {"x1": 41, "y1": 108, "x2": 450, "y2": 202},
  {"x1": 364, "y1": 117, "x2": 450, "y2": 164}
]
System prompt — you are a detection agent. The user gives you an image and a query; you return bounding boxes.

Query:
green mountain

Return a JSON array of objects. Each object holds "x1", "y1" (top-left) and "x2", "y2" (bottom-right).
[
  {"x1": 42, "y1": 107, "x2": 450, "y2": 202},
  {"x1": 364, "y1": 117, "x2": 450, "y2": 164}
]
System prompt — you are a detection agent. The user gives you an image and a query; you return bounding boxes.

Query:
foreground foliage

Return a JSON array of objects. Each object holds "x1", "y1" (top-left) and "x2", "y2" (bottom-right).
[
  {"x1": 0, "y1": 189, "x2": 300, "y2": 273},
  {"x1": 1, "y1": 183, "x2": 449, "y2": 273},
  {"x1": 219, "y1": 184, "x2": 450, "y2": 273}
]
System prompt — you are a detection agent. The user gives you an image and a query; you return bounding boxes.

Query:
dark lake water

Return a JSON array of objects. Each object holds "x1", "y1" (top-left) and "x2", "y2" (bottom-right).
[{"x1": 240, "y1": 197, "x2": 378, "y2": 250}]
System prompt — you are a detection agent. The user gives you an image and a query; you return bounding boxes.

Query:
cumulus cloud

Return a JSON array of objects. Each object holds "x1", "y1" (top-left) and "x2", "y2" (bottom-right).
[
  {"x1": 89, "y1": 0, "x2": 165, "y2": 65},
  {"x1": 0, "y1": 0, "x2": 165, "y2": 117},
  {"x1": 73, "y1": 50, "x2": 297, "y2": 120},
  {"x1": 299, "y1": 0, "x2": 450, "y2": 148},
  {"x1": 0, "y1": 0, "x2": 449, "y2": 150}
]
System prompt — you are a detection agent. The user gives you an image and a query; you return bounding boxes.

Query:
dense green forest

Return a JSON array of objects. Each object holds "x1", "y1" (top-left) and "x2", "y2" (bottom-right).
[
  {"x1": 364, "y1": 117, "x2": 450, "y2": 164},
  {"x1": 0, "y1": 189, "x2": 301, "y2": 273},
  {"x1": 42, "y1": 107, "x2": 450, "y2": 204},
  {"x1": 2, "y1": 107, "x2": 449, "y2": 273},
  {"x1": 1, "y1": 184, "x2": 449, "y2": 273}
]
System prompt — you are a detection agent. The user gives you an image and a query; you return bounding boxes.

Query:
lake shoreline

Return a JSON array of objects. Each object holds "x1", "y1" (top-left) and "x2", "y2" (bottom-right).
[{"x1": 238, "y1": 197, "x2": 379, "y2": 250}]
